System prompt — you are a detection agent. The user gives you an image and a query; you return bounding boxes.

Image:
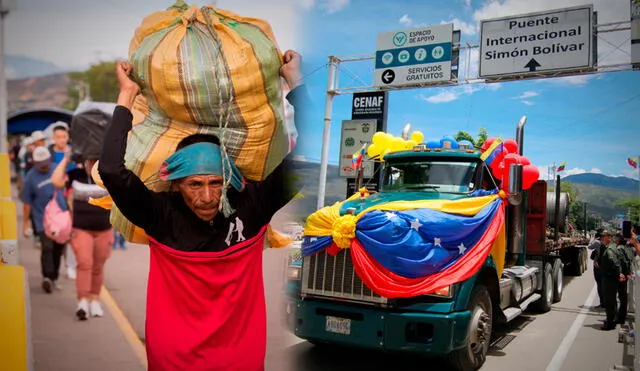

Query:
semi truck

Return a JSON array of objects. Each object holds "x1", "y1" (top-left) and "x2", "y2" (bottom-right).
[{"x1": 284, "y1": 117, "x2": 590, "y2": 371}]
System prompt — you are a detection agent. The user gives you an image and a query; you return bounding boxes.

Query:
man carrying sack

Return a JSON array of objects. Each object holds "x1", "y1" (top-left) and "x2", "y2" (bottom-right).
[{"x1": 98, "y1": 50, "x2": 308, "y2": 370}]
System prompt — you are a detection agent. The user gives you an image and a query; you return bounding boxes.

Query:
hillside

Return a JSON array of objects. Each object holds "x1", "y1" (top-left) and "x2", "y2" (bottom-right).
[
  {"x1": 564, "y1": 173, "x2": 639, "y2": 193},
  {"x1": 8, "y1": 73, "x2": 70, "y2": 113},
  {"x1": 6, "y1": 55, "x2": 65, "y2": 80},
  {"x1": 568, "y1": 183, "x2": 635, "y2": 221}
]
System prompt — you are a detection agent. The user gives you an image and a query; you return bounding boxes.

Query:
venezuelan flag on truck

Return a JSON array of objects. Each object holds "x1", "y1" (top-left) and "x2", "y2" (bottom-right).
[
  {"x1": 628, "y1": 157, "x2": 638, "y2": 169},
  {"x1": 302, "y1": 192, "x2": 507, "y2": 298}
]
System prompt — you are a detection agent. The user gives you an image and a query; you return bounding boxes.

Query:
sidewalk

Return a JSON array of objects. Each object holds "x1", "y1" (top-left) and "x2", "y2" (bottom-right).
[{"x1": 15, "y1": 194, "x2": 145, "y2": 371}]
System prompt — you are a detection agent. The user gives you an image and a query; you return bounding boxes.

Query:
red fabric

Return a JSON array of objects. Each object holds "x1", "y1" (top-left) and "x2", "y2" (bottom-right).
[
  {"x1": 350, "y1": 202, "x2": 505, "y2": 298},
  {"x1": 326, "y1": 242, "x2": 341, "y2": 256},
  {"x1": 146, "y1": 227, "x2": 268, "y2": 371}
]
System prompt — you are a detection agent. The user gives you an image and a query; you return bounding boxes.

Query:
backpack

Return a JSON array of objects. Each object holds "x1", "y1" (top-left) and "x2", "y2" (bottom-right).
[{"x1": 43, "y1": 190, "x2": 72, "y2": 244}]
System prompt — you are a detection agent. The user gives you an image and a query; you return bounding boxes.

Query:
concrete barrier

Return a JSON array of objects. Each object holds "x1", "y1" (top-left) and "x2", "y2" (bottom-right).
[
  {"x1": 0, "y1": 154, "x2": 33, "y2": 370},
  {"x1": 0, "y1": 265, "x2": 34, "y2": 371}
]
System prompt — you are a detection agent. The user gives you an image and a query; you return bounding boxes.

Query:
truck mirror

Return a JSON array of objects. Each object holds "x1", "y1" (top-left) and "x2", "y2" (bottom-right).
[{"x1": 509, "y1": 164, "x2": 523, "y2": 195}]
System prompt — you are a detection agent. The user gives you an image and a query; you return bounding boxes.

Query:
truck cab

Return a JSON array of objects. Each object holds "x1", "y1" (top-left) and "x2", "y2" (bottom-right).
[{"x1": 285, "y1": 126, "x2": 585, "y2": 371}]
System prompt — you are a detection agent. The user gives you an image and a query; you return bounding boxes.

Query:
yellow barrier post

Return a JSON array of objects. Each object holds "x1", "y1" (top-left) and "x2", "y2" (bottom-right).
[
  {"x1": 0, "y1": 153, "x2": 34, "y2": 371},
  {"x1": 0, "y1": 152, "x2": 18, "y2": 265}
]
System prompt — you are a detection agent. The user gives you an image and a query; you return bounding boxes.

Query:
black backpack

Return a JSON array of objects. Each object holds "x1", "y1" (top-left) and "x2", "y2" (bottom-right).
[{"x1": 69, "y1": 109, "x2": 112, "y2": 161}]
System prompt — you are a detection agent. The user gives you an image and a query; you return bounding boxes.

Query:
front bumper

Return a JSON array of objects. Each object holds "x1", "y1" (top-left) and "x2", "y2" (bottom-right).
[{"x1": 287, "y1": 298, "x2": 471, "y2": 355}]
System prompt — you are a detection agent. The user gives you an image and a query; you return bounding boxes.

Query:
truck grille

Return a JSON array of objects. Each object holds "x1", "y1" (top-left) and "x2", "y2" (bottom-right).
[{"x1": 301, "y1": 250, "x2": 388, "y2": 305}]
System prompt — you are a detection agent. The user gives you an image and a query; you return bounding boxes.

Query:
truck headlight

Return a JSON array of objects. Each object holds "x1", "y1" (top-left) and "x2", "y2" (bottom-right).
[
  {"x1": 287, "y1": 265, "x2": 302, "y2": 281},
  {"x1": 430, "y1": 285, "x2": 453, "y2": 298}
]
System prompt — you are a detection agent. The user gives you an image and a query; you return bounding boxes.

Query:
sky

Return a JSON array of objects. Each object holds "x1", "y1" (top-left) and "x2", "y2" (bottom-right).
[
  {"x1": 4, "y1": 0, "x2": 640, "y2": 179},
  {"x1": 294, "y1": 0, "x2": 640, "y2": 180},
  {"x1": 4, "y1": 0, "x2": 301, "y2": 71}
]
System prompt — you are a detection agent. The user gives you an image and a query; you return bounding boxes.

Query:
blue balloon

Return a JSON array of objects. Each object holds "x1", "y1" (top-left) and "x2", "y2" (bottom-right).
[
  {"x1": 426, "y1": 140, "x2": 441, "y2": 149},
  {"x1": 441, "y1": 136, "x2": 459, "y2": 149}
]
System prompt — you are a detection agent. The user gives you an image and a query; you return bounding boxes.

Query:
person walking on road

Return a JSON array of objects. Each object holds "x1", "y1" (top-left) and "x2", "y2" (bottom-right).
[
  {"x1": 98, "y1": 51, "x2": 309, "y2": 370},
  {"x1": 52, "y1": 149, "x2": 114, "y2": 321},
  {"x1": 20, "y1": 147, "x2": 68, "y2": 293},
  {"x1": 599, "y1": 230, "x2": 626, "y2": 330},
  {"x1": 589, "y1": 230, "x2": 604, "y2": 308},
  {"x1": 49, "y1": 123, "x2": 79, "y2": 281}
]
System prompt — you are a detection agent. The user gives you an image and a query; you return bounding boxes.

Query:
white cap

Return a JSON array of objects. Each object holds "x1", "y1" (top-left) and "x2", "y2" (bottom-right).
[
  {"x1": 51, "y1": 121, "x2": 69, "y2": 130},
  {"x1": 30, "y1": 130, "x2": 46, "y2": 142},
  {"x1": 32, "y1": 146, "x2": 51, "y2": 163}
]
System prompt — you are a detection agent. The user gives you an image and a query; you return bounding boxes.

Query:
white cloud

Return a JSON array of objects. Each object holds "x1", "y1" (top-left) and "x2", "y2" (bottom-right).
[
  {"x1": 441, "y1": 18, "x2": 477, "y2": 36},
  {"x1": 322, "y1": 0, "x2": 349, "y2": 14},
  {"x1": 591, "y1": 168, "x2": 603, "y2": 174},
  {"x1": 419, "y1": 82, "x2": 500, "y2": 104},
  {"x1": 485, "y1": 83, "x2": 502, "y2": 91},
  {"x1": 521, "y1": 100, "x2": 535, "y2": 106},
  {"x1": 621, "y1": 168, "x2": 639, "y2": 178},
  {"x1": 516, "y1": 91, "x2": 539, "y2": 99},
  {"x1": 399, "y1": 14, "x2": 413, "y2": 27},
  {"x1": 537, "y1": 75, "x2": 595, "y2": 87},
  {"x1": 420, "y1": 91, "x2": 459, "y2": 104}
]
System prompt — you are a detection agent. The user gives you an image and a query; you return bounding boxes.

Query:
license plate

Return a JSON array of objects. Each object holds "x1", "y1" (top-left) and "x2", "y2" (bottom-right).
[{"x1": 325, "y1": 316, "x2": 351, "y2": 335}]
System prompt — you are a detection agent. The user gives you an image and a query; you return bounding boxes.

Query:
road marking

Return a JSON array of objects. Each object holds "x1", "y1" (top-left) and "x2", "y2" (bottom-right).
[
  {"x1": 101, "y1": 285, "x2": 148, "y2": 369},
  {"x1": 545, "y1": 284, "x2": 597, "y2": 371}
]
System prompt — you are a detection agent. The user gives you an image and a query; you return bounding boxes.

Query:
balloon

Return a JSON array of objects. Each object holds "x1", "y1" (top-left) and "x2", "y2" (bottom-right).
[
  {"x1": 522, "y1": 164, "x2": 540, "y2": 190},
  {"x1": 441, "y1": 136, "x2": 459, "y2": 149},
  {"x1": 503, "y1": 139, "x2": 518, "y2": 154},
  {"x1": 405, "y1": 139, "x2": 417, "y2": 149},
  {"x1": 482, "y1": 137, "x2": 496, "y2": 151},
  {"x1": 367, "y1": 144, "x2": 380, "y2": 158},
  {"x1": 372, "y1": 131, "x2": 386, "y2": 145},
  {"x1": 390, "y1": 137, "x2": 404, "y2": 151},
  {"x1": 458, "y1": 140, "x2": 473, "y2": 150},
  {"x1": 520, "y1": 156, "x2": 531, "y2": 165},
  {"x1": 410, "y1": 131, "x2": 424, "y2": 143},
  {"x1": 426, "y1": 140, "x2": 441, "y2": 149}
]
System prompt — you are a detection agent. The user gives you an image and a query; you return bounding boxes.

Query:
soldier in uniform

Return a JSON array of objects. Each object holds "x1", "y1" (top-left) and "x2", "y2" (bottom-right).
[{"x1": 599, "y1": 230, "x2": 626, "y2": 330}]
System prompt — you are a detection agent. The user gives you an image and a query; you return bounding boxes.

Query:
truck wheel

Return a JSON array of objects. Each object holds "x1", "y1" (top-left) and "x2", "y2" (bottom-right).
[
  {"x1": 579, "y1": 249, "x2": 587, "y2": 275},
  {"x1": 447, "y1": 285, "x2": 492, "y2": 371},
  {"x1": 552, "y1": 259, "x2": 563, "y2": 303},
  {"x1": 534, "y1": 263, "x2": 553, "y2": 313}
]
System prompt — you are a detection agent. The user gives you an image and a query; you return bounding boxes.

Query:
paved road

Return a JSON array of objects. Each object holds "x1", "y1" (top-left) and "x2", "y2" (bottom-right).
[{"x1": 284, "y1": 264, "x2": 634, "y2": 371}]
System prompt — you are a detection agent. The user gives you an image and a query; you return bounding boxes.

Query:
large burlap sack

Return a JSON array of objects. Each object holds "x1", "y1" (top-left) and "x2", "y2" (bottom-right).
[{"x1": 111, "y1": 1, "x2": 289, "y2": 243}]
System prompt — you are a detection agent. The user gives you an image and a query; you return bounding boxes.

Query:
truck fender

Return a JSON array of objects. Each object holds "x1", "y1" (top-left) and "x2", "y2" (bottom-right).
[{"x1": 454, "y1": 265, "x2": 504, "y2": 323}]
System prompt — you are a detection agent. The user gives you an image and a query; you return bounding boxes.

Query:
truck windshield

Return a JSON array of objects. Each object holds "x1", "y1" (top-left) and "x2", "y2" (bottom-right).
[{"x1": 382, "y1": 160, "x2": 478, "y2": 193}]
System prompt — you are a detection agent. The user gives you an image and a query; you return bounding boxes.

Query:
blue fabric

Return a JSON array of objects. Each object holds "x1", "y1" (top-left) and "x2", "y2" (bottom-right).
[
  {"x1": 19, "y1": 168, "x2": 68, "y2": 233},
  {"x1": 470, "y1": 188, "x2": 498, "y2": 197},
  {"x1": 160, "y1": 143, "x2": 243, "y2": 191},
  {"x1": 353, "y1": 198, "x2": 501, "y2": 278},
  {"x1": 302, "y1": 235, "x2": 333, "y2": 256},
  {"x1": 51, "y1": 150, "x2": 78, "y2": 172}
]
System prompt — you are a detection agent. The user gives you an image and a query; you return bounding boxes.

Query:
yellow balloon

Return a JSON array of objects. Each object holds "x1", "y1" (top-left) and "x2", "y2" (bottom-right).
[
  {"x1": 391, "y1": 137, "x2": 404, "y2": 151},
  {"x1": 405, "y1": 139, "x2": 417, "y2": 149},
  {"x1": 367, "y1": 143, "x2": 380, "y2": 158},
  {"x1": 410, "y1": 131, "x2": 424, "y2": 143},
  {"x1": 372, "y1": 131, "x2": 386, "y2": 145}
]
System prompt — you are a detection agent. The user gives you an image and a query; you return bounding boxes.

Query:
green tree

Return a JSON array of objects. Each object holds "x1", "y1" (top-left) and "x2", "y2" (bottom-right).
[
  {"x1": 614, "y1": 198, "x2": 640, "y2": 224},
  {"x1": 63, "y1": 61, "x2": 119, "y2": 109},
  {"x1": 454, "y1": 128, "x2": 488, "y2": 148}
]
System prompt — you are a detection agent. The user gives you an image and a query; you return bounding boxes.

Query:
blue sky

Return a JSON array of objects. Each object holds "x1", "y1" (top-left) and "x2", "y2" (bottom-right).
[
  {"x1": 6, "y1": 0, "x2": 639, "y2": 179},
  {"x1": 295, "y1": 0, "x2": 640, "y2": 179}
]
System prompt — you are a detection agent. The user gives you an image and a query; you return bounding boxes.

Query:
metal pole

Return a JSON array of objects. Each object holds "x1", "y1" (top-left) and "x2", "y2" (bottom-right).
[
  {"x1": 583, "y1": 202, "x2": 587, "y2": 237},
  {"x1": 317, "y1": 56, "x2": 338, "y2": 210},
  {"x1": 0, "y1": 10, "x2": 8, "y2": 153}
]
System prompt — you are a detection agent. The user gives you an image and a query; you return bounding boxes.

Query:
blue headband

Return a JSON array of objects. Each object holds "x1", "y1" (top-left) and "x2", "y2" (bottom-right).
[{"x1": 159, "y1": 142, "x2": 244, "y2": 192}]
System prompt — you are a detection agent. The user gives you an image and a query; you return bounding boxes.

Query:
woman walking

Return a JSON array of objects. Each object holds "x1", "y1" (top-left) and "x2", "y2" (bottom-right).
[{"x1": 52, "y1": 151, "x2": 113, "y2": 320}]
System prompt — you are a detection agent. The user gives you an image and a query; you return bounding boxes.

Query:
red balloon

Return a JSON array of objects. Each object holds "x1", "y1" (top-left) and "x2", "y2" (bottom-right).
[
  {"x1": 522, "y1": 164, "x2": 540, "y2": 190},
  {"x1": 520, "y1": 156, "x2": 531, "y2": 165},
  {"x1": 503, "y1": 139, "x2": 518, "y2": 154},
  {"x1": 490, "y1": 161, "x2": 504, "y2": 180},
  {"x1": 501, "y1": 154, "x2": 521, "y2": 192},
  {"x1": 482, "y1": 137, "x2": 496, "y2": 151}
]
